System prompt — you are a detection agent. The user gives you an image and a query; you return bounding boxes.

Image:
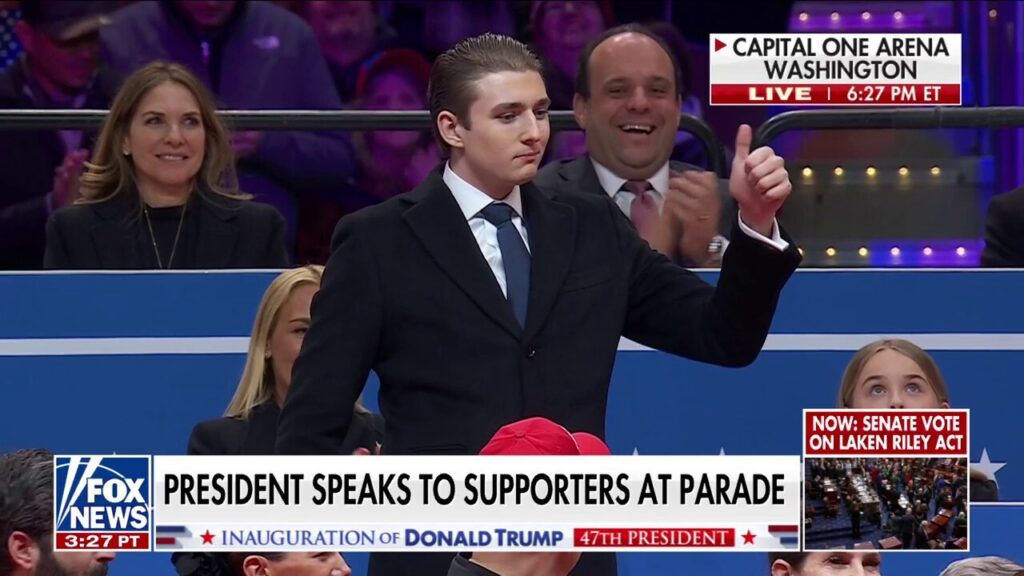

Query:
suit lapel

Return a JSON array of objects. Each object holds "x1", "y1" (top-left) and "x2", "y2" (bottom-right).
[
  {"x1": 560, "y1": 156, "x2": 604, "y2": 197},
  {"x1": 402, "y1": 173, "x2": 522, "y2": 340},
  {"x1": 195, "y1": 197, "x2": 239, "y2": 269},
  {"x1": 522, "y1": 183, "x2": 575, "y2": 341},
  {"x1": 242, "y1": 402, "x2": 280, "y2": 455},
  {"x1": 91, "y1": 197, "x2": 141, "y2": 268}
]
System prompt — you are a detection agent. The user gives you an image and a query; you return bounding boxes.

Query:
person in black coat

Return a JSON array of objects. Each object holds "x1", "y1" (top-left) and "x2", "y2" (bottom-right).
[
  {"x1": 174, "y1": 266, "x2": 377, "y2": 576},
  {"x1": 44, "y1": 61, "x2": 287, "y2": 270},
  {"x1": 981, "y1": 186, "x2": 1024, "y2": 267},
  {"x1": 188, "y1": 265, "x2": 383, "y2": 457},
  {"x1": 276, "y1": 33, "x2": 800, "y2": 576}
]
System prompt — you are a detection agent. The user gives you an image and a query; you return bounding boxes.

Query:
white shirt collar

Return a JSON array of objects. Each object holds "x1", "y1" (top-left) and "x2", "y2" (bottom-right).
[
  {"x1": 590, "y1": 158, "x2": 670, "y2": 198},
  {"x1": 443, "y1": 162, "x2": 524, "y2": 221}
]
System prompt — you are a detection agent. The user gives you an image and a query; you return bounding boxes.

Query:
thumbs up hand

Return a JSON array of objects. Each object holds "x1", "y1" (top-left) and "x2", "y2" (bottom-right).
[{"x1": 729, "y1": 124, "x2": 791, "y2": 237}]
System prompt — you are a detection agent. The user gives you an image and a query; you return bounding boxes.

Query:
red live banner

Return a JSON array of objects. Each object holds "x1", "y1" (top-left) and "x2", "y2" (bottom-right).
[
  {"x1": 574, "y1": 528, "x2": 735, "y2": 548},
  {"x1": 711, "y1": 83, "x2": 961, "y2": 105},
  {"x1": 804, "y1": 410, "x2": 968, "y2": 456}
]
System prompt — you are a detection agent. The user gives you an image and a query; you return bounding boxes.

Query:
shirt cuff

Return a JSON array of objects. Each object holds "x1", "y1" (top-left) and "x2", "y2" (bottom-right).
[{"x1": 736, "y1": 211, "x2": 789, "y2": 251}]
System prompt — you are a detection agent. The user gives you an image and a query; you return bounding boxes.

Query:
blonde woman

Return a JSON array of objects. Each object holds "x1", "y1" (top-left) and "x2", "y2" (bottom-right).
[
  {"x1": 188, "y1": 266, "x2": 383, "y2": 455},
  {"x1": 44, "y1": 61, "x2": 287, "y2": 270},
  {"x1": 837, "y1": 339, "x2": 997, "y2": 501}
]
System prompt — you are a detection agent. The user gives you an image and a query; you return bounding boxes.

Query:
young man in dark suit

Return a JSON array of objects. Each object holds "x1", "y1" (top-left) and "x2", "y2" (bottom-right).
[
  {"x1": 534, "y1": 23, "x2": 733, "y2": 268},
  {"x1": 276, "y1": 33, "x2": 801, "y2": 576}
]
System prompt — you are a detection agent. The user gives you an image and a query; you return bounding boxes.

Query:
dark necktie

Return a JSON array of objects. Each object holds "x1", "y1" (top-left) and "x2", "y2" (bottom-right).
[{"x1": 479, "y1": 202, "x2": 530, "y2": 328}]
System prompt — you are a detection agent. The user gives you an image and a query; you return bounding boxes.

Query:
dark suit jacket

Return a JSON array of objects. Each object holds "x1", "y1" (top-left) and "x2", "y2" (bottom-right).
[
  {"x1": 188, "y1": 402, "x2": 383, "y2": 456},
  {"x1": 43, "y1": 193, "x2": 289, "y2": 270},
  {"x1": 276, "y1": 167, "x2": 800, "y2": 576},
  {"x1": 981, "y1": 186, "x2": 1024, "y2": 267},
  {"x1": 534, "y1": 156, "x2": 735, "y2": 266}
]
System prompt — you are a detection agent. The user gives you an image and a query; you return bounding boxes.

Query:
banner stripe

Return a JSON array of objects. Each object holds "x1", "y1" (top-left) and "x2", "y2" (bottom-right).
[{"x1": 3, "y1": 334, "x2": 1024, "y2": 356}]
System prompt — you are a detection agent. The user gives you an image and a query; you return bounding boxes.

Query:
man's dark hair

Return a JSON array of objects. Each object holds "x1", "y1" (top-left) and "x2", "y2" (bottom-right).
[
  {"x1": 768, "y1": 553, "x2": 807, "y2": 573},
  {"x1": 574, "y1": 23, "x2": 683, "y2": 100},
  {"x1": 0, "y1": 449, "x2": 55, "y2": 575},
  {"x1": 428, "y1": 32, "x2": 543, "y2": 157}
]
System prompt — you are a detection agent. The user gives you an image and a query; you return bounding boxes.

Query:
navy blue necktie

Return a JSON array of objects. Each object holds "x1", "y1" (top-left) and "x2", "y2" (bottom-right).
[{"x1": 480, "y1": 202, "x2": 530, "y2": 328}]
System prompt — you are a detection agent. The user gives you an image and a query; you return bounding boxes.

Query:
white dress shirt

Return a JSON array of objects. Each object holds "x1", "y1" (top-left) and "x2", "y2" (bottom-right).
[
  {"x1": 590, "y1": 158, "x2": 789, "y2": 252},
  {"x1": 444, "y1": 163, "x2": 530, "y2": 298}
]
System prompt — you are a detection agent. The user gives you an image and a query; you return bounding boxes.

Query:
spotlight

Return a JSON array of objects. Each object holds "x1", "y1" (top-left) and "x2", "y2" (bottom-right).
[
  {"x1": 862, "y1": 11, "x2": 871, "y2": 20},
  {"x1": 802, "y1": 166, "x2": 813, "y2": 177},
  {"x1": 799, "y1": 12, "x2": 809, "y2": 22},
  {"x1": 956, "y1": 246, "x2": 966, "y2": 256},
  {"x1": 890, "y1": 247, "x2": 901, "y2": 256},
  {"x1": 893, "y1": 10, "x2": 904, "y2": 21},
  {"x1": 826, "y1": 247, "x2": 837, "y2": 257},
  {"x1": 858, "y1": 247, "x2": 869, "y2": 257},
  {"x1": 866, "y1": 166, "x2": 877, "y2": 177},
  {"x1": 798, "y1": 247, "x2": 804, "y2": 256},
  {"x1": 834, "y1": 166, "x2": 844, "y2": 176},
  {"x1": 898, "y1": 166, "x2": 909, "y2": 176},
  {"x1": 923, "y1": 247, "x2": 933, "y2": 256},
  {"x1": 831, "y1": 11, "x2": 840, "y2": 22},
  {"x1": 930, "y1": 166, "x2": 941, "y2": 176},
  {"x1": 989, "y1": 9, "x2": 998, "y2": 19}
]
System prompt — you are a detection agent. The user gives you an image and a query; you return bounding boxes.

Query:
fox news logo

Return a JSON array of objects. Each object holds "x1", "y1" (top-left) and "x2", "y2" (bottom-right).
[{"x1": 54, "y1": 456, "x2": 151, "y2": 551}]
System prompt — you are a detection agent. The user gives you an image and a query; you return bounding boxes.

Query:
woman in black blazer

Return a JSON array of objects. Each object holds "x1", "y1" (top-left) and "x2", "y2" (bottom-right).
[
  {"x1": 187, "y1": 265, "x2": 384, "y2": 456},
  {"x1": 44, "y1": 61, "x2": 287, "y2": 270},
  {"x1": 176, "y1": 266, "x2": 369, "y2": 574}
]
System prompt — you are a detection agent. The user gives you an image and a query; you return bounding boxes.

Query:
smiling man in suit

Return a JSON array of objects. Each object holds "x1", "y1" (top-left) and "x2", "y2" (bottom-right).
[{"x1": 276, "y1": 32, "x2": 801, "y2": 576}]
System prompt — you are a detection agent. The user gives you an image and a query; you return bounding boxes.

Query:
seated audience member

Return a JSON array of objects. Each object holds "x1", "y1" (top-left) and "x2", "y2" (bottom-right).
[
  {"x1": 939, "y1": 556, "x2": 1024, "y2": 576},
  {"x1": 100, "y1": 0, "x2": 356, "y2": 255},
  {"x1": 175, "y1": 551, "x2": 351, "y2": 576},
  {"x1": 305, "y1": 0, "x2": 393, "y2": 105},
  {"x1": 981, "y1": 185, "x2": 1024, "y2": 267},
  {"x1": 44, "y1": 62, "x2": 288, "y2": 270},
  {"x1": 528, "y1": 0, "x2": 612, "y2": 110},
  {"x1": 0, "y1": 0, "x2": 118, "y2": 270},
  {"x1": 0, "y1": 448, "x2": 116, "y2": 576},
  {"x1": 837, "y1": 338, "x2": 998, "y2": 501},
  {"x1": 447, "y1": 417, "x2": 609, "y2": 576},
  {"x1": 297, "y1": 48, "x2": 439, "y2": 264},
  {"x1": 769, "y1": 552, "x2": 882, "y2": 576},
  {"x1": 533, "y1": 23, "x2": 734, "y2": 268},
  {"x1": 189, "y1": 265, "x2": 383, "y2": 455}
]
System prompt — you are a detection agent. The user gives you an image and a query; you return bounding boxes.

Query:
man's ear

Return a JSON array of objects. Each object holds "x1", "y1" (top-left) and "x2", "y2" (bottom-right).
[
  {"x1": 771, "y1": 559, "x2": 796, "y2": 576},
  {"x1": 242, "y1": 555, "x2": 271, "y2": 576},
  {"x1": 7, "y1": 531, "x2": 40, "y2": 572},
  {"x1": 437, "y1": 111, "x2": 465, "y2": 151},
  {"x1": 572, "y1": 93, "x2": 588, "y2": 131}
]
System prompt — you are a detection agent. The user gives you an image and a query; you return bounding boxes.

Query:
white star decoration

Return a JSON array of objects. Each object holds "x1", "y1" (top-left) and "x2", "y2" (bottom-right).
[
  {"x1": 633, "y1": 447, "x2": 640, "y2": 455},
  {"x1": 972, "y1": 448, "x2": 1006, "y2": 483},
  {"x1": 719, "y1": 447, "x2": 727, "y2": 456}
]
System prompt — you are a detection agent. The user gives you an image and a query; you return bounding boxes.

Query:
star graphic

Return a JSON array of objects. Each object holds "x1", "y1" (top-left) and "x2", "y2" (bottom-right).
[
  {"x1": 200, "y1": 530, "x2": 215, "y2": 545},
  {"x1": 632, "y1": 447, "x2": 640, "y2": 456},
  {"x1": 742, "y1": 530, "x2": 756, "y2": 545},
  {"x1": 719, "y1": 447, "x2": 727, "y2": 456},
  {"x1": 972, "y1": 448, "x2": 1007, "y2": 483}
]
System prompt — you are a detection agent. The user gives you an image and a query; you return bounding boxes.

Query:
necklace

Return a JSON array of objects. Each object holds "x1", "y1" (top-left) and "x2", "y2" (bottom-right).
[{"x1": 143, "y1": 203, "x2": 187, "y2": 269}]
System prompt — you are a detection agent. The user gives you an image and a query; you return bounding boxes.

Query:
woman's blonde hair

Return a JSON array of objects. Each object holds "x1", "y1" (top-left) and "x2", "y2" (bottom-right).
[
  {"x1": 78, "y1": 61, "x2": 247, "y2": 203},
  {"x1": 837, "y1": 338, "x2": 950, "y2": 408},
  {"x1": 226, "y1": 266, "x2": 324, "y2": 419}
]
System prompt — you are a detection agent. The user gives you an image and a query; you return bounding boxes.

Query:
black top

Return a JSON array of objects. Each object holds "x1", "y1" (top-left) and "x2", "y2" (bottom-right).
[
  {"x1": 44, "y1": 191, "x2": 289, "y2": 270},
  {"x1": 447, "y1": 556, "x2": 499, "y2": 576}
]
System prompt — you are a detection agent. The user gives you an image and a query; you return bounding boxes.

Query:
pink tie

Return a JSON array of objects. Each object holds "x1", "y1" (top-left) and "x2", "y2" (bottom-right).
[{"x1": 624, "y1": 180, "x2": 657, "y2": 238}]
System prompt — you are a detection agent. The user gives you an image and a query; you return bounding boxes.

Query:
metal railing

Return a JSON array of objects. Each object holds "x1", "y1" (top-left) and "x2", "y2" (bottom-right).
[
  {"x1": 754, "y1": 106, "x2": 1024, "y2": 148},
  {"x1": 0, "y1": 109, "x2": 728, "y2": 176}
]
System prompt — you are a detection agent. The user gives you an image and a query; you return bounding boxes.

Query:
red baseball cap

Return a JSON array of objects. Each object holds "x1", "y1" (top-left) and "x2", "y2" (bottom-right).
[{"x1": 479, "y1": 417, "x2": 611, "y2": 456}]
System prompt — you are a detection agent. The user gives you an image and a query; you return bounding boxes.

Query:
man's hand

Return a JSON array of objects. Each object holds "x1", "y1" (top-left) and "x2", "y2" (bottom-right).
[
  {"x1": 230, "y1": 130, "x2": 265, "y2": 159},
  {"x1": 729, "y1": 124, "x2": 790, "y2": 236},
  {"x1": 665, "y1": 169, "x2": 721, "y2": 265},
  {"x1": 51, "y1": 149, "x2": 89, "y2": 210}
]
